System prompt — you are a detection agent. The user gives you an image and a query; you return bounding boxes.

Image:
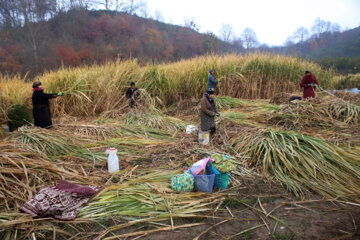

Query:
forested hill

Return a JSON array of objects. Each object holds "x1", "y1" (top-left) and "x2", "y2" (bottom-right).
[
  {"x1": 308, "y1": 26, "x2": 360, "y2": 59},
  {"x1": 0, "y1": 9, "x2": 238, "y2": 76}
]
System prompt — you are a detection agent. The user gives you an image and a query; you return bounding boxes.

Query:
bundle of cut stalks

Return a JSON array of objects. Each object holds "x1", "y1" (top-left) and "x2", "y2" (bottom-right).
[
  {"x1": 56, "y1": 122, "x2": 174, "y2": 140},
  {"x1": 229, "y1": 126, "x2": 360, "y2": 203},
  {"x1": 268, "y1": 99, "x2": 360, "y2": 130},
  {"x1": 0, "y1": 140, "x2": 102, "y2": 211},
  {"x1": 269, "y1": 92, "x2": 293, "y2": 105},
  {"x1": 215, "y1": 96, "x2": 245, "y2": 110}
]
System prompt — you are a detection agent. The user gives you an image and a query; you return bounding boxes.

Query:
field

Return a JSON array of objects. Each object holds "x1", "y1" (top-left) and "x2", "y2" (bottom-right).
[{"x1": 1, "y1": 54, "x2": 360, "y2": 239}]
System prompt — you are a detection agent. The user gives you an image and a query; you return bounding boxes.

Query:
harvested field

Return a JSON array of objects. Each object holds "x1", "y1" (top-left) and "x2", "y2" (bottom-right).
[
  {"x1": 1, "y1": 55, "x2": 359, "y2": 239},
  {"x1": 1, "y1": 92, "x2": 360, "y2": 239}
]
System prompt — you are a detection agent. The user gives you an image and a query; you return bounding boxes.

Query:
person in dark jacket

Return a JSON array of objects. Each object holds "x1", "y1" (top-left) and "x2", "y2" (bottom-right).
[
  {"x1": 300, "y1": 70, "x2": 320, "y2": 99},
  {"x1": 32, "y1": 81, "x2": 63, "y2": 128},
  {"x1": 207, "y1": 69, "x2": 219, "y2": 91},
  {"x1": 200, "y1": 89, "x2": 220, "y2": 135},
  {"x1": 126, "y1": 82, "x2": 139, "y2": 108}
]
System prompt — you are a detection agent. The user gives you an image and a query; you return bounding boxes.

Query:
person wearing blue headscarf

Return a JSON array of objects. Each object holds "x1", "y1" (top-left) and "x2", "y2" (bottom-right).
[{"x1": 207, "y1": 69, "x2": 219, "y2": 91}]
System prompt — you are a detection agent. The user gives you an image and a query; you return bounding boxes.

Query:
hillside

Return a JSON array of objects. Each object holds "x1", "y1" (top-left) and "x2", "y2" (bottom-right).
[
  {"x1": 308, "y1": 26, "x2": 360, "y2": 59},
  {"x1": 0, "y1": 9, "x2": 238, "y2": 76}
]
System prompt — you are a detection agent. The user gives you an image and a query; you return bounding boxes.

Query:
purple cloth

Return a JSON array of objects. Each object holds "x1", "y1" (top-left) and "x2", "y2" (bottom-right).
[{"x1": 20, "y1": 180, "x2": 99, "y2": 220}]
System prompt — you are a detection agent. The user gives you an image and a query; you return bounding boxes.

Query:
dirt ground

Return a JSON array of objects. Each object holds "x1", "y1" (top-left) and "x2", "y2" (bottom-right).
[{"x1": 69, "y1": 176, "x2": 360, "y2": 240}]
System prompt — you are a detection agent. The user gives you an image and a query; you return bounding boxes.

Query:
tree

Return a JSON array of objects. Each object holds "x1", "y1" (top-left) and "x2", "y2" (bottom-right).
[
  {"x1": 154, "y1": 10, "x2": 164, "y2": 22},
  {"x1": 241, "y1": 27, "x2": 258, "y2": 50},
  {"x1": 184, "y1": 17, "x2": 200, "y2": 31},
  {"x1": 219, "y1": 23, "x2": 233, "y2": 42},
  {"x1": 311, "y1": 18, "x2": 328, "y2": 38},
  {"x1": 292, "y1": 26, "x2": 309, "y2": 43},
  {"x1": 137, "y1": 2, "x2": 150, "y2": 18},
  {"x1": 331, "y1": 23, "x2": 341, "y2": 33}
]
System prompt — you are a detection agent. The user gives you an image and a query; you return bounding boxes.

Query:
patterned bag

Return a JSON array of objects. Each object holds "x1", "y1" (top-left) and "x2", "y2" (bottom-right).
[
  {"x1": 171, "y1": 171, "x2": 194, "y2": 193},
  {"x1": 211, "y1": 154, "x2": 236, "y2": 173}
]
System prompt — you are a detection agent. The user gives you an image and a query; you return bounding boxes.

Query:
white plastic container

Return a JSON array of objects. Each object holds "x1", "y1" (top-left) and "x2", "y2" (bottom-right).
[
  {"x1": 186, "y1": 125, "x2": 198, "y2": 134},
  {"x1": 105, "y1": 148, "x2": 119, "y2": 173},
  {"x1": 198, "y1": 131, "x2": 209, "y2": 145}
]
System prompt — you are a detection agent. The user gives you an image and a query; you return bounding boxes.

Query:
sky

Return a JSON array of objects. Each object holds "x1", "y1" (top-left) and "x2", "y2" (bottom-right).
[{"x1": 144, "y1": 0, "x2": 360, "y2": 46}]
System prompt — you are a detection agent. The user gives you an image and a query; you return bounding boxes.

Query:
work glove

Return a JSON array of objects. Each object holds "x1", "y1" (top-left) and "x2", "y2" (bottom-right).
[
  {"x1": 317, "y1": 85, "x2": 321, "y2": 88},
  {"x1": 307, "y1": 83, "x2": 313, "y2": 87},
  {"x1": 215, "y1": 112, "x2": 220, "y2": 117},
  {"x1": 57, "y1": 92, "x2": 63, "y2": 96}
]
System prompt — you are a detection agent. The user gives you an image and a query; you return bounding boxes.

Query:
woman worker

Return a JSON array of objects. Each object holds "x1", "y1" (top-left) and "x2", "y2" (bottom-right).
[
  {"x1": 32, "y1": 81, "x2": 63, "y2": 128},
  {"x1": 200, "y1": 89, "x2": 220, "y2": 136}
]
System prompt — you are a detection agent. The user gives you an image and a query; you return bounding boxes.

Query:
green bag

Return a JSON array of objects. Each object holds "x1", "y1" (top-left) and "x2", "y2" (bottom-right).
[
  {"x1": 211, "y1": 154, "x2": 236, "y2": 173},
  {"x1": 171, "y1": 171, "x2": 194, "y2": 193}
]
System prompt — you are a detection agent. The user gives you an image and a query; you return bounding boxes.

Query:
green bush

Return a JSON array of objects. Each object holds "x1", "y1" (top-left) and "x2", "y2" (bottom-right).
[{"x1": 7, "y1": 104, "x2": 32, "y2": 131}]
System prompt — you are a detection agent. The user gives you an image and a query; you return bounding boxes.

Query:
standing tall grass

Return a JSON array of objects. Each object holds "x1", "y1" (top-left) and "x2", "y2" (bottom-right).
[{"x1": 0, "y1": 53, "x2": 334, "y2": 118}]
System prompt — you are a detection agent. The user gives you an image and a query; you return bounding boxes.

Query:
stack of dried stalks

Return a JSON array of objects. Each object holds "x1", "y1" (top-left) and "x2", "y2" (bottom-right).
[
  {"x1": 267, "y1": 99, "x2": 360, "y2": 130},
  {"x1": 269, "y1": 92, "x2": 293, "y2": 105},
  {"x1": 228, "y1": 126, "x2": 360, "y2": 203}
]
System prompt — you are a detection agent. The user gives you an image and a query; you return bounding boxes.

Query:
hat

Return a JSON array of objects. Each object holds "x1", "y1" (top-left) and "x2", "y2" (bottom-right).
[
  {"x1": 209, "y1": 69, "x2": 214, "y2": 73},
  {"x1": 206, "y1": 89, "x2": 215, "y2": 94},
  {"x1": 305, "y1": 70, "x2": 311, "y2": 74},
  {"x1": 130, "y1": 82, "x2": 135, "y2": 86},
  {"x1": 32, "y1": 81, "x2": 42, "y2": 88}
]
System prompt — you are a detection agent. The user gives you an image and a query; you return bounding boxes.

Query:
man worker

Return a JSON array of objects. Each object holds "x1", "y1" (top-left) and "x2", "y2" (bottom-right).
[
  {"x1": 300, "y1": 70, "x2": 320, "y2": 99},
  {"x1": 126, "y1": 82, "x2": 139, "y2": 108},
  {"x1": 207, "y1": 69, "x2": 220, "y2": 91}
]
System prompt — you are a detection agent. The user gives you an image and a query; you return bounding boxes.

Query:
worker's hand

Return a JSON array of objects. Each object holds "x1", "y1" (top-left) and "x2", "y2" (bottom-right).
[
  {"x1": 57, "y1": 92, "x2": 63, "y2": 96},
  {"x1": 307, "y1": 83, "x2": 313, "y2": 87},
  {"x1": 317, "y1": 85, "x2": 321, "y2": 88},
  {"x1": 216, "y1": 112, "x2": 220, "y2": 117}
]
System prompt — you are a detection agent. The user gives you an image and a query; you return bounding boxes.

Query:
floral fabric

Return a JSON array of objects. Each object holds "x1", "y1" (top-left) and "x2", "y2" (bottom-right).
[
  {"x1": 211, "y1": 154, "x2": 236, "y2": 173},
  {"x1": 171, "y1": 171, "x2": 194, "y2": 193}
]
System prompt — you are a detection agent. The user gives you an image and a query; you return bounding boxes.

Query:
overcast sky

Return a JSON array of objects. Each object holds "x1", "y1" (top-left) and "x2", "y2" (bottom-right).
[{"x1": 144, "y1": 0, "x2": 360, "y2": 46}]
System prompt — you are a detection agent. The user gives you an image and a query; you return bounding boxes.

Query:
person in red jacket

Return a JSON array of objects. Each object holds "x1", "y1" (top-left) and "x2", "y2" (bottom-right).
[{"x1": 300, "y1": 70, "x2": 320, "y2": 99}]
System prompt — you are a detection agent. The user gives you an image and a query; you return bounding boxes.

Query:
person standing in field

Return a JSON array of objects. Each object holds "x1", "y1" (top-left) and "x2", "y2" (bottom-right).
[
  {"x1": 126, "y1": 82, "x2": 139, "y2": 108},
  {"x1": 32, "y1": 81, "x2": 63, "y2": 129},
  {"x1": 300, "y1": 70, "x2": 320, "y2": 99},
  {"x1": 200, "y1": 89, "x2": 220, "y2": 136},
  {"x1": 207, "y1": 69, "x2": 220, "y2": 91}
]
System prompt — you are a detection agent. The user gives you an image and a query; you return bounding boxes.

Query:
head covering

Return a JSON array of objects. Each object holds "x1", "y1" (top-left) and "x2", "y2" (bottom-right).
[
  {"x1": 32, "y1": 81, "x2": 42, "y2": 88},
  {"x1": 130, "y1": 82, "x2": 135, "y2": 86},
  {"x1": 305, "y1": 70, "x2": 311, "y2": 74},
  {"x1": 206, "y1": 89, "x2": 215, "y2": 95},
  {"x1": 209, "y1": 69, "x2": 214, "y2": 73}
]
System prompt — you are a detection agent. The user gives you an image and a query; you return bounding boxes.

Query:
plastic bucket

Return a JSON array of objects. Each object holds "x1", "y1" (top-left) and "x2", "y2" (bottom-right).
[{"x1": 198, "y1": 131, "x2": 209, "y2": 145}]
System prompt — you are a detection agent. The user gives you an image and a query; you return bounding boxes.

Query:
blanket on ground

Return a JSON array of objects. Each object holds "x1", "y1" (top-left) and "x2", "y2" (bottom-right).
[{"x1": 20, "y1": 180, "x2": 99, "y2": 220}]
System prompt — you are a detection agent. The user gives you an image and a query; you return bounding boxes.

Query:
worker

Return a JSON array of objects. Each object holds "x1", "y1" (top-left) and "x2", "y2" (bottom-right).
[
  {"x1": 32, "y1": 81, "x2": 63, "y2": 129},
  {"x1": 300, "y1": 70, "x2": 320, "y2": 99},
  {"x1": 126, "y1": 82, "x2": 139, "y2": 108},
  {"x1": 200, "y1": 89, "x2": 220, "y2": 136},
  {"x1": 207, "y1": 69, "x2": 220, "y2": 91}
]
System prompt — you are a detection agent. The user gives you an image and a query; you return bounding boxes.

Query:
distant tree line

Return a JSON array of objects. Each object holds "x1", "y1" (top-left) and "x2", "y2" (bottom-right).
[{"x1": 0, "y1": 0, "x2": 243, "y2": 76}]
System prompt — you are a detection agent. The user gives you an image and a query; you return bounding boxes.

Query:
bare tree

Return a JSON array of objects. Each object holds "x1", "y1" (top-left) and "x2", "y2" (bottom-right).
[
  {"x1": 219, "y1": 23, "x2": 233, "y2": 42},
  {"x1": 331, "y1": 23, "x2": 341, "y2": 33},
  {"x1": 241, "y1": 27, "x2": 259, "y2": 50},
  {"x1": 154, "y1": 10, "x2": 164, "y2": 22},
  {"x1": 93, "y1": 0, "x2": 114, "y2": 10},
  {"x1": 137, "y1": 2, "x2": 150, "y2": 18},
  {"x1": 292, "y1": 26, "x2": 309, "y2": 43},
  {"x1": 184, "y1": 17, "x2": 199, "y2": 31},
  {"x1": 311, "y1": 18, "x2": 328, "y2": 38}
]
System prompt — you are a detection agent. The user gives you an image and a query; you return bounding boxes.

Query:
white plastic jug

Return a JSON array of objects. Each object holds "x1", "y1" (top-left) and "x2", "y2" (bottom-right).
[
  {"x1": 198, "y1": 131, "x2": 209, "y2": 145},
  {"x1": 106, "y1": 148, "x2": 119, "y2": 173}
]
